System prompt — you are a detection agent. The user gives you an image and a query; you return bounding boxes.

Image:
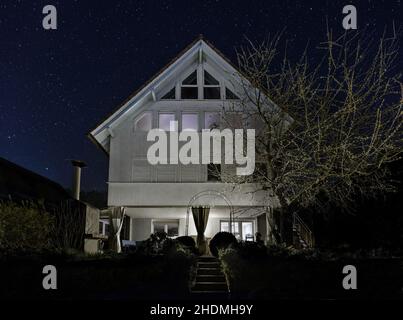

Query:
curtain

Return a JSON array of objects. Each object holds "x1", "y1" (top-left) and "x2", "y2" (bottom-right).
[
  {"x1": 108, "y1": 207, "x2": 126, "y2": 253},
  {"x1": 192, "y1": 206, "x2": 210, "y2": 254}
]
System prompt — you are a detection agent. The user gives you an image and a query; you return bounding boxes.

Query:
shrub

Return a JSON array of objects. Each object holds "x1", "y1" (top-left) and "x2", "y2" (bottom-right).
[
  {"x1": 0, "y1": 202, "x2": 54, "y2": 253},
  {"x1": 176, "y1": 236, "x2": 196, "y2": 249},
  {"x1": 237, "y1": 241, "x2": 267, "y2": 259},
  {"x1": 209, "y1": 231, "x2": 237, "y2": 257},
  {"x1": 176, "y1": 236, "x2": 197, "y2": 253}
]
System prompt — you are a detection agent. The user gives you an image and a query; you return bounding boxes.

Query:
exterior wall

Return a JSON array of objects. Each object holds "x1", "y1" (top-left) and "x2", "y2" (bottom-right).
[
  {"x1": 131, "y1": 218, "x2": 152, "y2": 241},
  {"x1": 85, "y1": 204, "x2": 100, "y2": 235},
  {"x1": 108, "y1": 100, "x2": 234, "y2": 184},
  {"x1": 108, "y1": 182, "x2": 273, "y2": 207},
  {"x1": 126, "y1": 206, "x2": 263, "y2": 242}
]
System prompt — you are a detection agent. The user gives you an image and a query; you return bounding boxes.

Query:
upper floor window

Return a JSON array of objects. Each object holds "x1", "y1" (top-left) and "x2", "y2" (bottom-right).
[
  {"x1": 161, "y1": 87, "x2": 175, "y2": 99},
  {"x1": 159, "y1": 113, "x2": 176, "y2": 131},
  {"x1": 182, "y1": 113, "x2": 198, "y2": 131},
  {"x1": 205, "y1": 112, "x2": 220, "y2": 129},
  {"x1": 135, "y1": 112, "x2": 152, "y2": 131},
  {"x1": 162, "y1": 68, "x2": 239, "y2": 101},
  {"x1": 225, "y1": 87, "x2": 239, "y2": 100},
  {"x1": 203, "y1": 70, "x2": 221, "y2": 99},
  {"x1": 181, "y1": 70, "x2": 198, "y2": 99}
]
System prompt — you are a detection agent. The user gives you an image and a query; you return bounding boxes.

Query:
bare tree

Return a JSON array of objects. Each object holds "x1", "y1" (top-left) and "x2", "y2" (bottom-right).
[{"x1": 221, "y1": 28, "x2": 402, "y2": 244}]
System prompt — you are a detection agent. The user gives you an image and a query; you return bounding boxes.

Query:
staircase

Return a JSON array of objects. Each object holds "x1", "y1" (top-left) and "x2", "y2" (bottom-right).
[
  {"x1": 191, "y1": 256, "x2": 228, "y2": 298},
  {"x1": 292, "y1": 212, "x2": 314, "y2": 249}
]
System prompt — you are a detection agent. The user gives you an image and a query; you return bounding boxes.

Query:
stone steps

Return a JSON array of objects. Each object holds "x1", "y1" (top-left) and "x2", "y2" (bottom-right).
[{"x1": 191, "y1": 256, "x2": 228, "y2": 295}]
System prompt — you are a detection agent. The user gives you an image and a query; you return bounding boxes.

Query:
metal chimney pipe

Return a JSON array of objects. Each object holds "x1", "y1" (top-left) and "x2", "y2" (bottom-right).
[{"x1": 71, "y1": 160, "x2": 87, "y2": 200}]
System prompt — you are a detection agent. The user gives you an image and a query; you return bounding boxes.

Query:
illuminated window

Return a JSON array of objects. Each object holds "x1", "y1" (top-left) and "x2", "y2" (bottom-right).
[
  {"x1": 220, "y1": 221, "x2": 254, "y2": 241},
  {"x1": 153, "y1": 220, "x2": 179, "y2": 237},
  {"x1": 159, "y1": 113, "x2": 175, "y2": 131},
  {"x1": 182, "y1": 113, "x2": 198, "y2": 131}
]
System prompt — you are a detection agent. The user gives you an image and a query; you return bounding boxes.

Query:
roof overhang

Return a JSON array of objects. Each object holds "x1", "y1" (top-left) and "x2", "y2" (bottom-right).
[{"x1": 88, "y1": 36, "x2": 282, "y2": 154}]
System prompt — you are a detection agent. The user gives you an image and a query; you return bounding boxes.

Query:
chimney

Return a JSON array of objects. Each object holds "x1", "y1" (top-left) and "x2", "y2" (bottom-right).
[{"x1": 71, "y1": 160, "x2": 87, "y2": 200}]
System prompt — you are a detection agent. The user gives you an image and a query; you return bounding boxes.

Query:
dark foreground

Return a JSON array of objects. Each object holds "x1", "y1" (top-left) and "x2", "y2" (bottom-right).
[{"x1": 1, "y1": 250, "x2": 402, "y2": 301}]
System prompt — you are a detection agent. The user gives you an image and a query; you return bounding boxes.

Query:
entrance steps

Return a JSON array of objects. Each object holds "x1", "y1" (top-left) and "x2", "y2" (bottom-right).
[{"x1": 191, "y1": 256, "x2": 229, "y2": 297}]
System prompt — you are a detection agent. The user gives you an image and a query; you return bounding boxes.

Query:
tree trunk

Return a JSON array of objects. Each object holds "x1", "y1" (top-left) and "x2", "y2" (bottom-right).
[{"x1": 277, "y1": 196, "x2": 293, "y2": 246}]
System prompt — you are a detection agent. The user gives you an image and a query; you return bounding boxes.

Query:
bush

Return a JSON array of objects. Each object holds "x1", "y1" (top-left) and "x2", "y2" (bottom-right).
[
  {"x1": 175, "y1": 236, "x2": 198, "y2": 254},
  {"x1": 0, "y1": 202, "x2": 54, "y2": 253},
  {"x1": 237, "y1": 241, "x2": 267, "y2": 259},
  {"x1": 138, "y1": 232, "x2": 194, "y2": 256},
  {"x1": 176, "y1": 236, "x2": 196, "y2": 248},
  {"x1": 209, "y1": 232, "x2": 237, "y2": 257}
]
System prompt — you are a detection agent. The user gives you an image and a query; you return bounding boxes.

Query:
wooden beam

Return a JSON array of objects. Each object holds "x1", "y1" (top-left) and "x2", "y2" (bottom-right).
[
  {"x1": 107, "y1": 127, "x2": 115, "y2": 138},
  {"x1": 198, "y1": 47, "x2": 203, "y2": 64}
]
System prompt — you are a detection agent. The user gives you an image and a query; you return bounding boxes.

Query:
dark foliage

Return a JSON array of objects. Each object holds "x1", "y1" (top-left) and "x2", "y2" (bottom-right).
[
  {"x1": 237, "y1": 241, "x2": 267, "y2": 259},
  {"x1": 0, "y1": 201, "x2": 54, "y2": 253},
  {"x1": 0, "y1": 249, "x2": 196, "y2": 300},
  {"x1": 209, "y1": 231, "x2": 237, "y2": 257},
  {"x1": 176, "y1": 236, "x2": 197, "y2": 253}
]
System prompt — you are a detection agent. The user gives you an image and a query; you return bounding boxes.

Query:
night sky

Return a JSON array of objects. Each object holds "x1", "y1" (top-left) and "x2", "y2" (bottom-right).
[{"x1": 0, "y1": 0, "x2": 401, "y2": 191}]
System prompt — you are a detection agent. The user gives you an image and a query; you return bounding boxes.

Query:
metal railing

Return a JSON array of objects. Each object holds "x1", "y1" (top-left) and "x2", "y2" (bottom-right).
[{"x1": 293, "y1": 212, "x2": 314, "y2": 248}]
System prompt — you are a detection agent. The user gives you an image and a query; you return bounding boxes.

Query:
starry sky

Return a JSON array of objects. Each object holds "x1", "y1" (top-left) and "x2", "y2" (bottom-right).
[{"x1": 0, "y1": 0, "x2": 401, "y2": 191}]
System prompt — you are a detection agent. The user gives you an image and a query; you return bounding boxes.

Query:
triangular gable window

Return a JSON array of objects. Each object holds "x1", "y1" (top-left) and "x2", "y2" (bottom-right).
[
  {"x1": 182, "y1": 70, "x2": 198, "y2": 85},
  {"x1": 161, "y1": 87, "x2": 175, "y2": 99},
  {"x1": 225, "y1": 87, "x2": 239, "y2": 100},
  {"x1": 204, "y1": 70, "x2": 219, "y2": 85},
  {"x1": 203, "y1": 70, "x2": 220, "y2": 99},
  {"x1": 181, "y1": 70, "x2": 198, "y2": 99}
]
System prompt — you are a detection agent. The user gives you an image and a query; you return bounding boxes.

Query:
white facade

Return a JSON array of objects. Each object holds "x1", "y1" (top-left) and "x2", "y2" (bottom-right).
[{"x1": 90, "y1": 37, "x2": 278, "y2": 243}]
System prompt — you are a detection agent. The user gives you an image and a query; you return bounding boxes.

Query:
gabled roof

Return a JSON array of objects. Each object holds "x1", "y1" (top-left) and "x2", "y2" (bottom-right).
[{"x1": 88, "y1": 35, "x2": 245, "y2": 154}]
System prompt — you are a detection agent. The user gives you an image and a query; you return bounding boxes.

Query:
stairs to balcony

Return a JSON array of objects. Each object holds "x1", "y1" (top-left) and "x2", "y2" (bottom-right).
[{"x1": 292, "y1": 212, "x2": 314, "y2": 249}]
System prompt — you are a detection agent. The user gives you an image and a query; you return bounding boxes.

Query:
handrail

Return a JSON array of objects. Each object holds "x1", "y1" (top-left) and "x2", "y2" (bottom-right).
[{"x1": 293, "y1": 212, "x2": 314, "y2": 248}]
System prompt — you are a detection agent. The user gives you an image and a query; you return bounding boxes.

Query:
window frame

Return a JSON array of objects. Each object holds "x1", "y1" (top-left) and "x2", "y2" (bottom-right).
[
  {"x1": 134, "y1": 112, "x2": 153, "y2": 132},
  {"x1": 152, "y1": 219, "x2": 180, "y2": 237},
  {"x1": 219, "y1": 220, "x2": 255, "y2": 241},
  {"x1": 181, "y1": 112, "x2": 199, "y2": 131},
  {"x1": 202, "y1": 69, "x2": 221, "y2": 100},
  {"x1": 158, "y1": 112, "x2": 176, "y2": 131},
  {"x1": 180, "y1": 69, "x2": 199, "y2": 99}
]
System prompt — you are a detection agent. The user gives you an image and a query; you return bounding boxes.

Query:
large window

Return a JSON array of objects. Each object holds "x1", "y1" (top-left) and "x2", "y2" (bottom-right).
[
  {"x1": 220, "y1": 221, "x2": 254, "y2": 241},
  {"x1": 159, "y1": 113, "x2": 175, "y2": 131},
  {"x1": 181, "y1": 113, "x2": 198, "y2": 131},
  {"x1": 203, "y1": 70, "x2": 221, "y2": 99},
  {"x1": 152, "y1": 220, "x2": 179, "y2": 237},
  {"x1": 181, "y1": 70, "x2": 198, "y2": 99},
  {"x1": 135, "y1": 112, "x2": 152, "y2": 131}
]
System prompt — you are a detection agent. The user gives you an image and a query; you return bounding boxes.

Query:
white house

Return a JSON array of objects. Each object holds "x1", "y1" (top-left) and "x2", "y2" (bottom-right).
[{"x1": 89, "y1": 36, "x2": 279, "y2": 248}]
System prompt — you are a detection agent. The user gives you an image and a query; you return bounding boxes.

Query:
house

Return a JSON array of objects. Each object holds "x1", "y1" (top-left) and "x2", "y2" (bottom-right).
[{"x1": 88, "y1": 36, "x2": 280, "y2": 249}]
